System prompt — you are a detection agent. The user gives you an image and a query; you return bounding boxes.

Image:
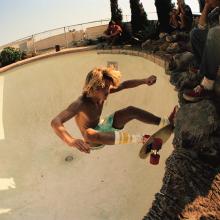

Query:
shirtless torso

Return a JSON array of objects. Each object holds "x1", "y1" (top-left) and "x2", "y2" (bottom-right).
[{"x1": 74, "y1": 95, "x2": 104, "y2": 135}]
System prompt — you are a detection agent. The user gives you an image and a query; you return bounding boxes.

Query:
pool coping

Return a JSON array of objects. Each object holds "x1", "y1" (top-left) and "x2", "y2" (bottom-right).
[
  {"x1": 0, "y1": 46, "x2": 97, "y2": 73},
  {"x1": 0, "y1": 46, "x2": 170, "y2": 74}
]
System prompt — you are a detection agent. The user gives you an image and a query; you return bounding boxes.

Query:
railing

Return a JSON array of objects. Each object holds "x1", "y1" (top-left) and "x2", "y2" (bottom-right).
[
  {"x1": 0, "y1": 19, "x2": 112, "y2": 56},
  {"x1": 0, "y1": 13, "x2": 159, "y2": 56}
]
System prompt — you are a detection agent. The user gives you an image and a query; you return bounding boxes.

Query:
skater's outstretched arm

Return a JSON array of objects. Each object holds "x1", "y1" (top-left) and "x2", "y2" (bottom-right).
[
  {"x1": 51, "y1": 97, "x2": 90, "y2": 153},
  {"x1": 110, "y1": 75, "x2": 156, "y2": 93}
]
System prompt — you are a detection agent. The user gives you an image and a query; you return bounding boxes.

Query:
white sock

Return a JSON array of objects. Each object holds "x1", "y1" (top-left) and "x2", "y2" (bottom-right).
[
  {"x1": 159, "y1": 118, "x2": 170, "y2": 128},
  {"x1": 114, "y1": 131, "x2": 143, "y2": 145},
  {"x1": 201, "y1": 77, "x2": 214, "y2": 90}
]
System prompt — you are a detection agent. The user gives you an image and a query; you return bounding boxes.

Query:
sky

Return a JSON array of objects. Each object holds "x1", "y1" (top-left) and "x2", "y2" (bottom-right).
[{"x1": 0, "y1": 0, "x2": 200, "y2": 46}]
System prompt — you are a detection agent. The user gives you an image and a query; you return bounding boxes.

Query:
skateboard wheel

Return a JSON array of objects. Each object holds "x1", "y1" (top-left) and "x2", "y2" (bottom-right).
[
  {"x1": 143, "y1": 134, "x2": 150, "y2": 139},
  {"x1": 143, "y1": 134, "x2": 150, "y2": 143},
  {"x1": 150, "y1": 153, "x2": 160, "y2": 165},
  {"x1": 152, "y1": 138, "x2": 162, "y2": 150},
  {"x1": 145, "y1": 143, "x2": 153, "y2": 153}
]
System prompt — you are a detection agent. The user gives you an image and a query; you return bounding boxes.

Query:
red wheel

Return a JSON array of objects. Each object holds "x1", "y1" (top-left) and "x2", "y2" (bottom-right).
[
  {"x1": 152, "y1": 138, "x2": 162, "y2": 150},
  {"x1": 150, "y1": 153, "x2": 160, "y2": 165}
]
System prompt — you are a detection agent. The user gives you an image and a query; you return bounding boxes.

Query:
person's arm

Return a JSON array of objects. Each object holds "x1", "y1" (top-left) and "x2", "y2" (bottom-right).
[
  {"x1": 110, "y1": 75, "x2": 156, "y2": 93},
  {"x1": 170, "y1": 9, "x2": 179, "y2": 28},
  {"x1": 51, "y1": 97, "x2": 90, "y2": 153},
  {"x1": 179, "y1": 6, "x2": 192, "y2": 29},
  {"x1": 198, "y1": 3, "x2": 212, "y2": 29}
]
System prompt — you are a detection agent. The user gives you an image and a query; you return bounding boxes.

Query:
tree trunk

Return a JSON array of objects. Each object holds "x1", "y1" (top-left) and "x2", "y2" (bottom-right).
[
  {"x1": 155, "y1": 0, "x2": 172, "y2": 33},
  {"x1": 129, "y1": 0, "x2": 149, "y2": 35},
  {"x1": 110, "y1": 0, "x2": 123, "y2": 24}
]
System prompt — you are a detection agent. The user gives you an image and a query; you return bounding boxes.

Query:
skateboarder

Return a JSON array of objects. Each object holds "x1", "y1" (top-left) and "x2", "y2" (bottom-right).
[{"x1": 51, "y1": 67, "x2": 177, "y2": 153}]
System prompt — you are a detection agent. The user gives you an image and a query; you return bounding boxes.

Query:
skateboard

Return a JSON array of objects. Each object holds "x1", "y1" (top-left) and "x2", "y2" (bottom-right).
[{"x1": 139, "y1": 124, "x2": 173, "y2": 165}]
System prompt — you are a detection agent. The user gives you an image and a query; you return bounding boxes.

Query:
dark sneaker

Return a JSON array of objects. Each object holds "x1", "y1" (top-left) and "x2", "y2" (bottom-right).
[{"x1": 183, "y1": 85, "x2": 212, "y2": 102}]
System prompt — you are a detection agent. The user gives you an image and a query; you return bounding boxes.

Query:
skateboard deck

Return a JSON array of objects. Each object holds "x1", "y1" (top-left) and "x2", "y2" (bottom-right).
[{"x1": 139, "y1": 124, "x2": 173, "y2": 160}]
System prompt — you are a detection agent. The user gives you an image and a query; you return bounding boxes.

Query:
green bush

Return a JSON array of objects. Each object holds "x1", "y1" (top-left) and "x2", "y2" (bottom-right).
[{"x1": 0, "y1": 47, "x2": 23, "y2": 67}]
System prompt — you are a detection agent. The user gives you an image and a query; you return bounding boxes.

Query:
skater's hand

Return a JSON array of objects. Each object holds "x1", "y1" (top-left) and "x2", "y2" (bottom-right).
[
  {"x1": 67, "y1": 138, "x2": 90, "y2": 153},
  {"x1": 145, "y1": 75, "x2": 157, "y2": 86}
]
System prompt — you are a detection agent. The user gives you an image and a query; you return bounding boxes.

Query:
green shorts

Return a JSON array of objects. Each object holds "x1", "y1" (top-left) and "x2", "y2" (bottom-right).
[
  {"x1": 91, "y1": 114, "x2": 121, "y2": 150},
  {"x1": 94, "y1": 114, "x2": 120, "y2": 132}
]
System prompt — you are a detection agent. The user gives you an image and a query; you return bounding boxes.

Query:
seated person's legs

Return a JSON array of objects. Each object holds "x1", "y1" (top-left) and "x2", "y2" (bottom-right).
[
  {"x1": 109, "y1": 34, "x2": 122, "y2": 46},
  {"x1": 190, "y1": 27, "x2": 208, "y2": 66},
  {"x1": 201, "y1": 26, "x2": 220, "y2": 81},
  {"x1": 183, "y1": 26, "x2": 220, "y2": 102}
]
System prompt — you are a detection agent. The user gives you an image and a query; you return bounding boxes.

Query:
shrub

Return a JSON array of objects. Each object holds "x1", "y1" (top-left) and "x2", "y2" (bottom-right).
[{"x1": 0, "y1": 47, "x2": 23, "y2": 67}]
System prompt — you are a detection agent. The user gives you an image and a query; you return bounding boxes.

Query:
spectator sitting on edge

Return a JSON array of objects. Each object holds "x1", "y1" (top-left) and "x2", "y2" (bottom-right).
[
  {"x1": 103, "y1": 20, "x2": 123, "y2": 46},
  {"x1": 183, "y1": 0, "x2": 220, "y2": 102}
]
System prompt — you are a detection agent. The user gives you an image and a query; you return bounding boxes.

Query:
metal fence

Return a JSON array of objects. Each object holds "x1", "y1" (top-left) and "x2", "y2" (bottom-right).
[
  {"x1": 0, "y1": 19, "x2": 111, "y2": 56},
  {"x1": 0, "y1": 14, "x2": 135, "y2": 56},
  {"x1": 0, "y1": 13, "x2": 161, "y2": 56}
]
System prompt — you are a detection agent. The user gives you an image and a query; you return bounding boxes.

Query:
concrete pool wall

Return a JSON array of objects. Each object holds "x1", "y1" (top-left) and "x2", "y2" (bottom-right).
[{"x1": 0, "y1": 48, "x2": 178, "y2": 220}]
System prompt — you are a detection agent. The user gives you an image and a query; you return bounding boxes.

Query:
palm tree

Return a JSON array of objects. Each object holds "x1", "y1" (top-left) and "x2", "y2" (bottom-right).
[
  {"x1": 155, "y1": 0, "x2": 173, "y2": 33},
  {"x1": 129, "y1": 0, "x2": 149, "y2": 35},
  {"x1": 110, "y1": 0, "x2": 123, "y2": 24}
]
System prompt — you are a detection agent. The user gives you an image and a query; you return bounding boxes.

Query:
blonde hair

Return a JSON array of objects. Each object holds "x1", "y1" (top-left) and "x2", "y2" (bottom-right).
[{"x1": 83, "y1": 67, "x2": 121, "y2": 96}]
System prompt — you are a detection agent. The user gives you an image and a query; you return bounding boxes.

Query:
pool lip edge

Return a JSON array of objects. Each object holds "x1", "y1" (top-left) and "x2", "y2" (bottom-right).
[
  {"x1": 0, "y1": 45, "x2": 97, "y2": 74},
  {"x1": 0, "y1": 46, "x2": 170, "y2": 75}
]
